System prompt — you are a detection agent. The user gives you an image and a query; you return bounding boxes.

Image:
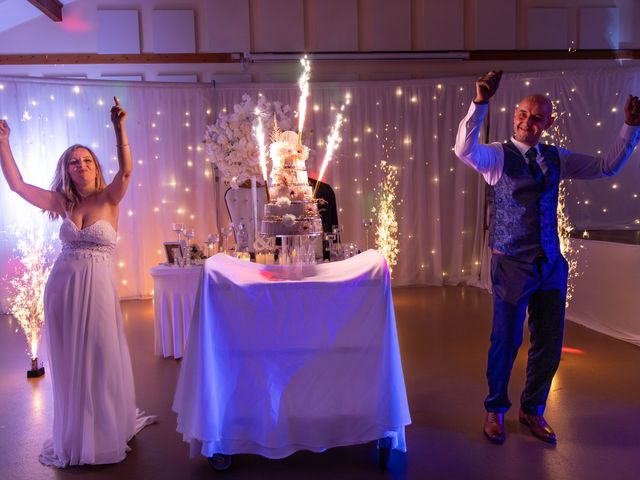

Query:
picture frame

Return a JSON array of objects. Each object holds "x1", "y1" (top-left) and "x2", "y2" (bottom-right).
[{"x1": 163, "y1": 241, "x2": 184, "y2": 264}]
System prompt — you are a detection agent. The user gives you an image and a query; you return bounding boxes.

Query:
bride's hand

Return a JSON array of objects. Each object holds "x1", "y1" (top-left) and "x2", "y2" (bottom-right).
[
  {"x1": 0, "y1": 119, "x2": 10, "y2": 144},
  {"x1": 110, "y1": 96, "x2": 127, "y2": 130}
]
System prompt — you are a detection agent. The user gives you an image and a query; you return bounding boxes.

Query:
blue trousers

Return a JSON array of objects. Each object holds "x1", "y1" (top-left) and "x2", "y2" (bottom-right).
[{"x1": 485, "y1": 253, "x2": 568, "y2": 415}]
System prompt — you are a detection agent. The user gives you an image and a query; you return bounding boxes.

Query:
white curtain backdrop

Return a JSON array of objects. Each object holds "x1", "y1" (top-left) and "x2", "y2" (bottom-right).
[
  {"x1": 211, "y1": 80, "x2": 485, "y2": 286},
  {"x1": 0, "y1": 78, "x2": 218, "y2": 306},
  {"x1": 1, "y1": 66, "x2": 639, "y2": 307}
]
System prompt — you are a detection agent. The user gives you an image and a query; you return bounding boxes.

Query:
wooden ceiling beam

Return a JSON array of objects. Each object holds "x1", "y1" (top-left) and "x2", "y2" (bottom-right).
[
  {"x1": 26, "y1": 0, "x2": 64, "y2": 22},
  {"x1": 0, "y1": 50, "x2": 638, "y2": 66},
  {"x1": 468, "y1": 49, "x2": 640, "y2": 61},
  {"x1": 0, "y1": 53, "x2": 242, "y2": 65}
]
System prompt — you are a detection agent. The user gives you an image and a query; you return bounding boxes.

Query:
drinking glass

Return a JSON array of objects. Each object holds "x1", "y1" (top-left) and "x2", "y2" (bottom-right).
[
  {"x1": 172, "y1": 222, "x2": 184, "y2": 246},
  {"x1": 184, "y1": 227, "x2": 195, "y2": 247},
  {"x1": 171, "y1": 247, "x2": 181, "y2": 267},
  {"x1": 234, "y1": 222, "x2": 249, "y2": 252},
  {"x1": 207, "y1": 232, "x2": 220, "y2": 256},
  {"x1": 362, "y1": 218, "x2": 373, "y2": 250},
  {"x1": 324, "y1": 232, "x2": 335, "y2": 261},
  {"x1": 221, "y1": 226, "x2": 234, "y2": 254},
  {"x1": 184, "y1": 228, "x2": 195, "y2": 265},
  {"x1": 332, "y1": 225, "x2": 342, "y2": 246}
]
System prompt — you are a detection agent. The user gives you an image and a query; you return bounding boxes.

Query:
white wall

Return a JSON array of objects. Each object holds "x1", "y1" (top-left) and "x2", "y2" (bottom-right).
[{"x1": 0, "y1": 0, "x2": 637, "y2": 82}]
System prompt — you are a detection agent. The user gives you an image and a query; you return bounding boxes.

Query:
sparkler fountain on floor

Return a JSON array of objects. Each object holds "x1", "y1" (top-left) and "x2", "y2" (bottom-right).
[
  {"x1": 542, "y1": 98, "x2": 579, "y2": 306},
  {"x1": 373, "y1": 160, "x2": 399, "y2": 275},
  {"x1": 6, "y1": 221, "x2": 55, "y2": 377}
]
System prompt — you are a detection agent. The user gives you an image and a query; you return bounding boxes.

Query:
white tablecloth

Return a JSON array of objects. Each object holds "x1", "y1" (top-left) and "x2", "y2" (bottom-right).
[
  {"x1": 173, "y1": 250, "x2": 411, "y2": 459},
  {"x1": 566, "y1": 239, "x2": 640, "y2": 346},
  {"x1": 150, "y1": 264, "x2": 203, "y2": 358}
]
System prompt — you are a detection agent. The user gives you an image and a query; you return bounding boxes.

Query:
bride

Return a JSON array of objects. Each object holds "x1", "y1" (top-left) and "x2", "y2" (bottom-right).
[{"x1": 0, "y1": 97, "x2": 155, "y2": 467}]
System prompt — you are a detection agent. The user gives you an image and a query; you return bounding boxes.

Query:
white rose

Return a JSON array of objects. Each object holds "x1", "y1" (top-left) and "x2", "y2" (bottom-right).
[{"x1": 282, "y1": 214, "x2": 296, "y2": 227}]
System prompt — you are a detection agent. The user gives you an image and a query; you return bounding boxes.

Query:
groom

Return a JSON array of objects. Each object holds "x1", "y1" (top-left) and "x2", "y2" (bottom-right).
[{"x1": 455, "y1": 70, "x2": 640, "y2": 444}]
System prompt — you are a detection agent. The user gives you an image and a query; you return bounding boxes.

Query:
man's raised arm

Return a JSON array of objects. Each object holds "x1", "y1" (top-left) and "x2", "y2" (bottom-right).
[{"x1": 454, "y1": 70, "x2": 504, "y2": 185}]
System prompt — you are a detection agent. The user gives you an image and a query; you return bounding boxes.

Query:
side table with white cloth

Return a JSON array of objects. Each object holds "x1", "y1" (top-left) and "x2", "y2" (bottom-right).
[
  {"x1": 173, "y1": 250, "x2": 411, "y2": 469},
  {"x1": 150, "y1": 264, "x2": 203, "y2": 359},
  {"x1": 566, "y1": 238, "x2": 640, "y2": 346}
]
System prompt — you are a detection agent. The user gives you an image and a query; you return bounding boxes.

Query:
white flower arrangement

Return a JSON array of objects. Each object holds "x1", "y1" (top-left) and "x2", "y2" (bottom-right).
[
  {"x1": 276, "y1": 196, "x2": 291, "y2": 207},
  {"x1": 203, "y1": 94, "x2": 294, "y2": 189},
  {"x1": 282, "y1": 214, "x2": 296, "y2": 227}
]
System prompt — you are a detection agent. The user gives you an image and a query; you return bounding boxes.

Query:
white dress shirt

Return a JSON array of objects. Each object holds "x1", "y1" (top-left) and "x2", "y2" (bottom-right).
[{"x1": 454, "y1": 102, "x2": 640, "y2": 186}]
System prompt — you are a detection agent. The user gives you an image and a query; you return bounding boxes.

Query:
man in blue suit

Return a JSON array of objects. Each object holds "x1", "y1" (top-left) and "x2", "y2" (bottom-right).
[{"x1": 455, "y1": 70, "x2": 640, "y2": 444}]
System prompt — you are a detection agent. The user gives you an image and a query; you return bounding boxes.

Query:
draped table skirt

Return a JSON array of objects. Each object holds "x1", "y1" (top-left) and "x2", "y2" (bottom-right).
[
  {"x1": 150, "y1": 264, "x2": 203, "y2": 359},
  {"x1": 173, "y1": 250, "x2": 411, "y2": 459}
]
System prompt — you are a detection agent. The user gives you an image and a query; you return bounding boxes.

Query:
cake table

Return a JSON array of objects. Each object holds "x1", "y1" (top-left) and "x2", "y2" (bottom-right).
[{"x1": 173, "y1": 250, "x2": 411, "y2": 469}]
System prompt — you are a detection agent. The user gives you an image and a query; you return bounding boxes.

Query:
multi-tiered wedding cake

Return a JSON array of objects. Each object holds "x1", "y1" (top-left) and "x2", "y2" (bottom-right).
[{"x1": 260, "y1": 130, "x2": 322, "y2": 236}]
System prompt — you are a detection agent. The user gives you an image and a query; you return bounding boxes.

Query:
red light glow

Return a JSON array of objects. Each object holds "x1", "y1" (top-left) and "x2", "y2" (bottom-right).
[
  {"x1": 59, "y1": 11, "x2": 92, "y2": 33},
  {"x1": 561, "y1": 346, "x2": 585, "y2": 355}
]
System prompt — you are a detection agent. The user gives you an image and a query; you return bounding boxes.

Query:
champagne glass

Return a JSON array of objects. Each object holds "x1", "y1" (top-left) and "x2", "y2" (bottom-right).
[
  {"x1": 332, "y1": 225, "x2": 342, "y2": 246},
  {"x1": 171, "y1": 247, "x2": 181, "y2": 267},
  {"x1": 184, "y1": 228, "x2": 195, "y2": 265},
  {"x1": 362, "y1": 218, "x2": 373, "y2": 250},
  {"x1": 221, "y1": 226, "x2": 234, "y2": 254},
  {"x1": 172, "y1": 222, "x2": 184, "y2": 246},
  {"x1": 207, "y1": 232, "x2": 220, "y2": 256},
  {"x1": 184, "y1": 227, "x2": 195, "y2": 247},
  {"x1": 325, "y1": 232, "x2": 336, "y2": 261},
  {"x1": 234, "y1": 222, "x2": 249, "y2": 252}
]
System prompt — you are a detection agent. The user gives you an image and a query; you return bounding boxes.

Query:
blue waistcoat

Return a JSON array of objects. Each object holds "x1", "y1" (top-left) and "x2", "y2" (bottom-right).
[{"x1": 487, "y1": 140, "x2": 561, "y2": 262}]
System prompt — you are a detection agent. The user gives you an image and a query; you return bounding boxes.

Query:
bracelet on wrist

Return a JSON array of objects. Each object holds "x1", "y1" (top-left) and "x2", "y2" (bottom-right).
[{"x1": 117, "y1": 143, "x2": 130, "y2": 148}]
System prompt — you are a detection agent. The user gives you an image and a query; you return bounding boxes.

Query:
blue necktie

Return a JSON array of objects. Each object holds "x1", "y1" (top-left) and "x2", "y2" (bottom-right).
[{"x1": 526, "y1": 148, "x2": 544, "y2": 189}]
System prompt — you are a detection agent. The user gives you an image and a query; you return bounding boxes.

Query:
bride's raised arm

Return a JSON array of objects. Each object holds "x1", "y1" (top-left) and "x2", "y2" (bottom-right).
[
  {"x1": 105, "y1": 96, "x2": 133, "y2": 205},
  {"x1": 0, "y1": 119, "x2": 65, "y2": 216}
]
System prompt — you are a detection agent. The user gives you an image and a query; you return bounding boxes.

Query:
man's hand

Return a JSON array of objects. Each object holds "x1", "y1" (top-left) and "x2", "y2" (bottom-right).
[
  {"x1": 474, "y1": 70, "x2": 503, "y2": 104},
  {"x1": 0, "y1": 119, "x2": 10, "y2": 144},
  {"x1": 624, "y1": 95, "x2": 640, "y2": 126},
  {"x1": 110, "y1": 96, "x2": 127, "y2": 130}
]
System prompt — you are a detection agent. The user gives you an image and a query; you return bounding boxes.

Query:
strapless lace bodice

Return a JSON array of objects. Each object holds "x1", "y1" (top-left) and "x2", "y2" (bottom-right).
[{"x1": 59, "y1": 218, "x2": 117, "y2": 261}]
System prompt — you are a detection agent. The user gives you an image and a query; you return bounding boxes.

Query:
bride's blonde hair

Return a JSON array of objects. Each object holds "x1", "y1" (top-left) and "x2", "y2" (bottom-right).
[{"x1": 48, "y1": 144, "x2": 107, "y2": 220}]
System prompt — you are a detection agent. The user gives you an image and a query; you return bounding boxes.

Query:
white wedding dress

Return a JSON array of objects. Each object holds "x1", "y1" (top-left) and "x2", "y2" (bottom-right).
[{"x1": 40, "y1": 218, "x2": 155, "y2": 467}]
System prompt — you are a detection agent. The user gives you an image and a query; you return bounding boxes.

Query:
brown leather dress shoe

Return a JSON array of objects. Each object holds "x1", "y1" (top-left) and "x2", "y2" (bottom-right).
[
  {"x1": 483, "y1": 412, "x2": 505, "y2": 444},
  {"x1": 519, "y1": 409, "x2": 557, "y2": 444}
]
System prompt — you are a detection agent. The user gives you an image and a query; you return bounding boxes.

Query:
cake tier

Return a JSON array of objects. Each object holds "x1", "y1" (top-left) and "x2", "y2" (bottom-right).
[
  {"x1": 269, "y1": 184, "x2": 313, "y2": 201},
  {"x1": 270, "y1": 140, "x2": 309, "y2": 167},
  {"x1": 264, "y1": 200, "x2": 318, "y2": 217},
  {"x1": 271, "y1": 166, "x2": 309, "y2": 187},
  {"x1": 274, "y1": 157, "x2": 306, "y2": 169},
  {"x1": 260, "y1": 216, "x2": 323, "y2": 236}
]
